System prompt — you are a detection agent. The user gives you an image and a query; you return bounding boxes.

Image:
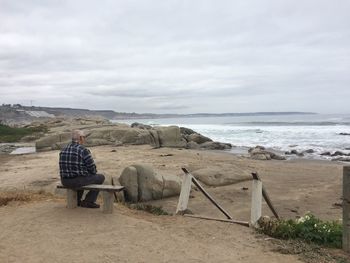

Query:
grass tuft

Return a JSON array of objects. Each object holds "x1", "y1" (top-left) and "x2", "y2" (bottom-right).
[{"x1": 127, "y1": 203, "x2": 171, "y2": 216}]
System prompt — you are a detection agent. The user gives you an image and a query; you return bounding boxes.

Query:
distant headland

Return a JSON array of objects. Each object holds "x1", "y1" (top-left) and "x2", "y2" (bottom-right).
[{"x1": 0, "y1": 103, "x2": 316, "y2": 124}]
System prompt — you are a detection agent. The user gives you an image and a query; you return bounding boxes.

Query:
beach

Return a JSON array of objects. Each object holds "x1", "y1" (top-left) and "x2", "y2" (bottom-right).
[{"x1": 0, "y1": 143, "x2": 347, "y2": 262}]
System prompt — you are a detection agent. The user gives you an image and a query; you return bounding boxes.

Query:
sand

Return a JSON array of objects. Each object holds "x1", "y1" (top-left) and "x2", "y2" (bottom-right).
[{"x1": 0, "y1": 144, "x2": 347, "y2": 262}]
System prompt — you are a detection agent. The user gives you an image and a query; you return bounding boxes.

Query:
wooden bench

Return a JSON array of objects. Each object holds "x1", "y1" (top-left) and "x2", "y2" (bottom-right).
[{"x1": 57, "y1": 184, "x2": 125, "y2": 214}]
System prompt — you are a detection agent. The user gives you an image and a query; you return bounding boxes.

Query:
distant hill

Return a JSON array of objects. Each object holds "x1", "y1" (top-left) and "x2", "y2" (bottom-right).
[{"x1": 0, "y1": 104, "x2": 316, "y2": 124}]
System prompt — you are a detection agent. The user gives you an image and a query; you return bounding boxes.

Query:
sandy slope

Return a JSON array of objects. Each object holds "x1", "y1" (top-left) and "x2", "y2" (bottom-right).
[{"x1": 0, "y1": 145, "x2": 347, "y2": 262}]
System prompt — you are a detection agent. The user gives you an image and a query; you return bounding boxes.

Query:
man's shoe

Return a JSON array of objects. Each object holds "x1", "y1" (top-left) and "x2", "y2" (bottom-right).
[{"x1": 80, "y1": 201, "x2": 100, "y2": 209}]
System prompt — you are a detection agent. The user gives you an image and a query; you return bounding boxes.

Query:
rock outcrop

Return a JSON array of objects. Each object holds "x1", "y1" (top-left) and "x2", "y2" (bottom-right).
[{"x1": 35, "y1": 123, "x2": 232, "y2": 151}]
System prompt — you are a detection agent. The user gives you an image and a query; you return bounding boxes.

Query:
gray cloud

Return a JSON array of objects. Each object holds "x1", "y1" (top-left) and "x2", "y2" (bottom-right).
[{"x1": 0, "y1": 0, "x2": 349, "y2": 113}]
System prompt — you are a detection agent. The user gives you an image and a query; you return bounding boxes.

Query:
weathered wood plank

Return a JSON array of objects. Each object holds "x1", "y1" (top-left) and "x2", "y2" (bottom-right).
[
  {"x1": 182, "y1": 168, "x2": 233, "y2": 220},
  {"x1": 57, "y1": 184, "x2": 124, "y2": 192},
  {"x1": 252, "y1": 172, "x2": 279, "y2": 219},
  {"x1": 343, "y1": 166, "x2": 350, "y2": 252},
  {"x1": 102, "y1": 191, "x2": 114, "y2": 214},
  {"x1": 250, "y1": 178, "x2": 262, "y2": 227},
  {"x1": 67, "y1": 189, "x2": 77, "y2": 209},
  {"x1": 176, "y1": 170, "x2": 193, "y2": 215},
  {"x1": 184, "y1": 214, "x2": 250, "y2": 227}
]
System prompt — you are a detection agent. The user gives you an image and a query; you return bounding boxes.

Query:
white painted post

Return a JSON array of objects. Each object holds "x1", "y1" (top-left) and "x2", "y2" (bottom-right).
[
  {"x1": 343, "y1": 166, "x2": 350, "y2": 252},
  {"x1": 176, "y1": 172, "x2": 192, "y2": 215},
  {"x1": 102, "y1": 191, "x2": 114, "y2": 214},
  {"x1": 250, "y1": 178, "x2": 262, "y2": 227},
  {"x1": 67, "y1": 189, "x2": 78, "y2": 209}
]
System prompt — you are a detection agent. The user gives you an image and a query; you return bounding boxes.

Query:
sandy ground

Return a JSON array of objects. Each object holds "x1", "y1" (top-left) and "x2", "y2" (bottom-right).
[{"x1": 0, "y1": 145, "x2": 348, "y2": 262}]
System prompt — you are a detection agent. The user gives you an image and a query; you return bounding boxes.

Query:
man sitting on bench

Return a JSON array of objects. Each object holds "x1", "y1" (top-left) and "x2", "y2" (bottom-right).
[{"x1": 59, "y1": 130, "x2": 105, "y2": 208}]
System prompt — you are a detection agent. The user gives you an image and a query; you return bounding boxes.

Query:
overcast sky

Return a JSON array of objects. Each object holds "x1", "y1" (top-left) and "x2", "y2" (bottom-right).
[{"x1": 0, "y1": 0, "x2": 349, "y2": 114}]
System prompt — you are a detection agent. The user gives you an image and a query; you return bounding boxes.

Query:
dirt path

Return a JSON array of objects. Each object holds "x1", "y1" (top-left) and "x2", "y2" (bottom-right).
[{"x1": 0, "y1": 200, "x2": 302, "y2": 263}]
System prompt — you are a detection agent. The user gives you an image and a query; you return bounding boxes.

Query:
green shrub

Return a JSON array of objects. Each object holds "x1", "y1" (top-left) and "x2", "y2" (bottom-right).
[
  {"x1": 0, "y1": 124, "x2": 47, "y2": 142},
  {"x1": 259, "y1": 213, "x2": 342, "y2": 248}
]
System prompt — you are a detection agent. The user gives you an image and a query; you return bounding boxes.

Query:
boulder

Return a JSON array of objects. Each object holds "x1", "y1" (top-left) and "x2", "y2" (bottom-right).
[
  {"x1": 332, "y1": 157, "x2": 350, "y2": 162},
  {"x1": 339, "y1": 133, "x2": 350, "y2": 136},
  {"x1": 251, "y1": 153, "x2": 272, "y2": 160},
  {"x1": 187, "y1": 141, "x2": 200, "y2": 149},
  {"x1": 119, "y1": 166, "x2": 139, "y2": 202},
  {"x1": 131, "y1": 122, "x2": 152, "y2": 130},
  {"x1": 119, "y1": 164, "x2": 181, "y2": 202},
  {"x1": 200, "y1": 141, "x2": 232, "y2": 150},
  {"x1": 154, "y1": 126, "x2": 187, "y2": 148},
  {"x1": 249, "y1": 146, "x2": 286, "y2": 161},
  {"x1": 180, "y1": 127, "x2": 197, "y2": 136},
  {"x1": 162, "y1": 173, "x2": 182, "y2": 198},
  {"x1": 321, "y1": 151, "x2": 331, "y2": 156},
  {"x1": 191, "y1": 167, "x2": 251, "y2": 187},
  {"x1": 332, "y1": 151, "x2": 345, "y2": 157},
  {"x1": 149, "y1": 129, "x2": 160, "y2": 148},
  {"x1": 132, "y1": 164, "x2": 164, "y2": 201},
  {"x1": 187, "y1": 133, "x2": 212, "y2": 144},
  {"x1": 303, "y1": 149, "x2": 315, "y2": 154},
  {"x1": 35, "y1": 132, "x2": 71, "y2": 151}
]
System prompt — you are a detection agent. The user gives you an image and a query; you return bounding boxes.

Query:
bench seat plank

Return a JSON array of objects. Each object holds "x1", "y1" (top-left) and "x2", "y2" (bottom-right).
[{"x1": 57, "y1": 184, "x2": 124, "y2": 192}]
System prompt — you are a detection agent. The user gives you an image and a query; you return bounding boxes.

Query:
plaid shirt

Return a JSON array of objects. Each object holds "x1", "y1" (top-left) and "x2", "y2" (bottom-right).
[{"x1": 59, "y1": 141, "x2": 97, "y2": 178}]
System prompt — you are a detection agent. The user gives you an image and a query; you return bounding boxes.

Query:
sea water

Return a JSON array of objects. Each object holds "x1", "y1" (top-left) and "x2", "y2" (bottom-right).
[{"x1": 113, "y1": 113, "x2": 350, "y2": 158}]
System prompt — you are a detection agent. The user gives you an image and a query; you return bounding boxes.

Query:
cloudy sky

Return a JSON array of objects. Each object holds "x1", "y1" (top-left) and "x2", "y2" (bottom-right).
[{"x1": 0, "y1": 0, "x2": 349, "y2": 114}]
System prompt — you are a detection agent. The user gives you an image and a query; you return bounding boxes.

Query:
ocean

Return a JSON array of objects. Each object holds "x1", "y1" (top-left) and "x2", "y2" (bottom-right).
[{"x1": 113, "y1": 113, "x2": 350, "y2": 159}]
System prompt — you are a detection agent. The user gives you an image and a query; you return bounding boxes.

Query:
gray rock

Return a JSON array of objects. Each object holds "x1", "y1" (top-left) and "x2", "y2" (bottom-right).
[
  {"x1": 332, "y1": 157, "x2": 350, "y2": 162},
  {"x1": 118, "y1": 164, "x2": 181, "y2": 202},
  {"x1": 162, "y1": 173, "x2": 182, "y2": 197},
  {"x1": 187, "y1": 133, "x2": 212, "y2": 144},
  {"x1": 155, "y1": 126, "x2": 187, "y2": 148},
  {"x1": 186, "y1": 141, "x2": 200, "y2": 149},
  {"x1": 321, "y1": 151, "x2": 331, "y2": 156},
  {"x1": 35, "y1": 132, "x2": 71, "y2": 151},
  {"x1": 249, "y1": 146, "x2": 285, "y2": 160},
  {"x1": 119, "y1": 166, "x2": 139, "y2": 202},
  {"x1": 191, "y1": 167, "x2": 251, "y2": 186},
  {"x1": 332, "y1": 151, "x2": 345, "y2": 157},
  {"x1": 303, "y1": 149, "x2": 314, "y2": 154},
  {"x1": 132, "y1": 164, "x2": 164, "y2": 201},
  {"x1": 180, "y1": 127, "x2": 197, "y2": 136},
  {"x1": 131, "y1": 122, "x2": 152, "y2": 130},
  {"x1": 200, "y1": 141, "x2": 232, "y2": 150},
  {"x1": 251, "y1": 153, "x2": 272, "y2": 160}
]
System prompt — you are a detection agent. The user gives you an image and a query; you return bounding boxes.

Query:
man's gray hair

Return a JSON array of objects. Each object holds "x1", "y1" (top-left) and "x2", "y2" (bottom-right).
[{"x1": 72, "y1": 130, "x2": 85, "y2": 142}]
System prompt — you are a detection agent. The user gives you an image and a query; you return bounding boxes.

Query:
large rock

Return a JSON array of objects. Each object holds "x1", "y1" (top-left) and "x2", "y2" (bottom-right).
[
  {"x1": 162, "y1": 173, "x2": 182, "y2": 197},
  {"x1": 35, "y1": 132, "x2": 71, "y2": 151},
  {"x1": 132, "y1": 164, "x2": 164, "y2": 201},
  {"x1": 191, "y1": 167, "x2": 251, "y2": 187},
  {"x1": 155, "y1": 126, "x2": 187, "y2": 148},
  {"x1": 199, "y1": 141, "x2": 232, "y2": 150},
  {"x1": 187, "y1": 133, "x2": 212, "y2": 144},
  {"x1": 119, "y1": 166, "x2": 139, "y2": 202},
  {"x1": 119, "y1": 164, "x2": 181, "y2": 202},
  {"x1": 249, "y1": 146, "x2": 286, "y2": 161},
  {"x1": 131, "y1": 122, "x2": 152, "y2": 130}
]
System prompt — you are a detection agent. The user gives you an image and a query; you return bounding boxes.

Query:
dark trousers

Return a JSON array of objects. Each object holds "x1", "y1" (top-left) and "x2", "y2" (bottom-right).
[{"x1": 61, "y1": 174, "x2": 105, "y2": 203}]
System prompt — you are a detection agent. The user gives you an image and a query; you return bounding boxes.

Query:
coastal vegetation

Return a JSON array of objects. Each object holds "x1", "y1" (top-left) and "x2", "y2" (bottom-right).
[
  {"x1": 0, "y1": 123, "x2": 47, "y2": 143},
  {"x1": 259, "y1": 213, "x2": 342, "y2": 248}
]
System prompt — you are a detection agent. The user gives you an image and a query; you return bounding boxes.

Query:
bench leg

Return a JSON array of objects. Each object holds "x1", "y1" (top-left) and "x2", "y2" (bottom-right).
[
  {"x1": 67, "y1": 189, "x2": 78, "y2": 209},
  {"x1": 102, "y1": 191, "x2": 114, "y2": 214}
]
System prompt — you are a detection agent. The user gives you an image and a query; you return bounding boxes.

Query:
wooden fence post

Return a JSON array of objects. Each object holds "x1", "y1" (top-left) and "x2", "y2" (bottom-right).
[
  {"x1": 250, "y1": 177, "x2": 262, "y2": 227},
  {"x1": 176, "y1": 171, "x2": 192, "y2": 215},
  {"x1": 343, "y1": 166, "x2": 350, "y2": 252}
]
